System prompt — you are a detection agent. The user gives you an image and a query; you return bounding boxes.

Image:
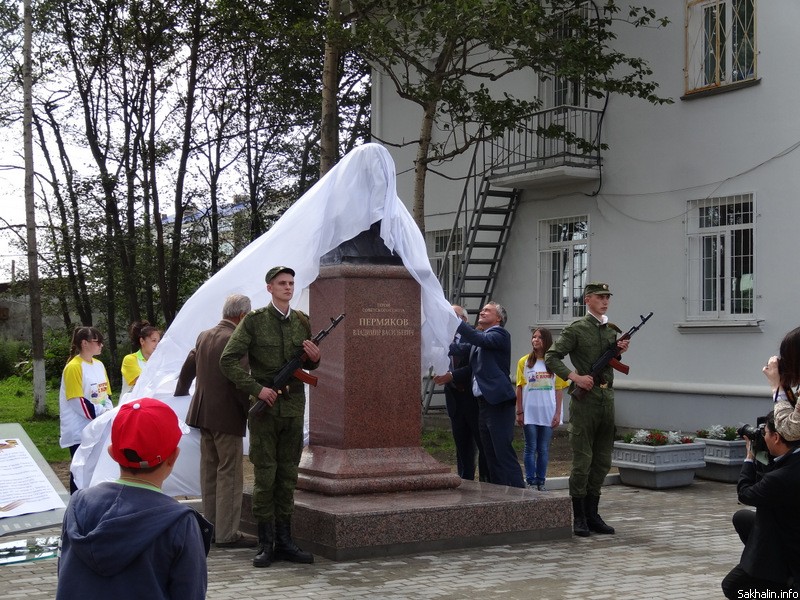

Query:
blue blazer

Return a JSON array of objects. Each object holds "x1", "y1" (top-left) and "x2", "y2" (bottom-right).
[{"x1": 451, "y1": 322, "x2": 515, "y2": 405}]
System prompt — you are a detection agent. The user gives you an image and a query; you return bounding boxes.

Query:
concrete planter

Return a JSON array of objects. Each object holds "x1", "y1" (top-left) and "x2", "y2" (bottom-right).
[
  {"x1": 611, "y1": 441, "x2": 706, "y2": 490},
  {"x1": 695, "y1": 438, "x2": 747, "y2": 483}
]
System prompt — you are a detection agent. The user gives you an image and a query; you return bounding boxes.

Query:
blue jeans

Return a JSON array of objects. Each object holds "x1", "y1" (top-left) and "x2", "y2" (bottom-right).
[{"x1": 523, "y1": 424, "x2": 553, "y2": 486}]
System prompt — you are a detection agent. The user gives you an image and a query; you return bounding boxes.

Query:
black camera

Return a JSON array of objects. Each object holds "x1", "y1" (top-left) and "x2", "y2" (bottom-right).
[{"x1": 738, "y1": 416, "x2": 769, "y2": 465}]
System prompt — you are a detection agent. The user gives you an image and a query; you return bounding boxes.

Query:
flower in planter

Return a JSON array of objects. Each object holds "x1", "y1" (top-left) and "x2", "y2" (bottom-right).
[
  {"x1": 695, "y1": 425, "x2": 739, "y2": 441},
  {"x1": 622, "y1": 429, "x2": 694, "y2": 446}
]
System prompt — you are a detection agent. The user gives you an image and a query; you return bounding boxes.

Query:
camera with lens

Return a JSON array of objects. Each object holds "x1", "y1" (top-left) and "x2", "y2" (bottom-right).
[{"x1": 738, "y1": 416, "x2": 769, "y2": 466}]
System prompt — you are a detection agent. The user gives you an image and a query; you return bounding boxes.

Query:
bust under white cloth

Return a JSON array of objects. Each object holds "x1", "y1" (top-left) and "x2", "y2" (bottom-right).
[{"x1": 71, "y1": 143, "x2": 461, "y2": 496}]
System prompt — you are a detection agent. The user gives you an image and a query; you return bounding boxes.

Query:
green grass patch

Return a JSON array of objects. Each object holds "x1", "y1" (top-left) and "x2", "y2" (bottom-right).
[
  {"x1": 421, "y1": 419, "x2": 525, "y2": 464},
  {"x1": 421, "y1": 425, "x2": 456, "y2": 451},
  {"x1": 0, "y1": 375, "x2": 68, "y2": 462},
  {"x1": 421, "y1": 424, "x2": 457, "y2": 465}
]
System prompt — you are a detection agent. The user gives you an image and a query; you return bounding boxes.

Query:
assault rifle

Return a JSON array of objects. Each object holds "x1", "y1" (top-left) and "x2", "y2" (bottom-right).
[
  {"x1": 572, "y1": 311, "x2": 653, "y2": 401},
  {"x1": 249, "y1": 313, "x2": 345, "y2": 417}
]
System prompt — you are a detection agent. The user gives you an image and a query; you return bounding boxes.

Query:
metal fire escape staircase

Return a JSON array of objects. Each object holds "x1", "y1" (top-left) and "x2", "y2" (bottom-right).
[
  {"x1": 451, "y1": 177, "x2": 521, "y2": 316},
  {"x1": 422, "y1": 148, "x2": 522, "y2": 413}
]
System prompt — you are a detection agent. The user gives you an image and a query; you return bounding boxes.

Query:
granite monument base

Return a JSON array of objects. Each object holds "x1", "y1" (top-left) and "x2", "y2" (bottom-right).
[
  {"x1": 241, "y1": 481, "x2": 572, "y2": 561},
  {"x1": 297, "y1": 446, "x2": 461, "y2": 495}
]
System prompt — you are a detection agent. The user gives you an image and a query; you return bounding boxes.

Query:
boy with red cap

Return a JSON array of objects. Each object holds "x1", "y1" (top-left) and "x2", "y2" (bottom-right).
[{"x1": 56, "y1": 398, "x2": 212, "y2": 599}]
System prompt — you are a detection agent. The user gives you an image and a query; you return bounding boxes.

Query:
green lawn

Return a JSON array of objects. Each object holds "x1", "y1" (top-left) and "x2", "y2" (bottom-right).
[{"x1": 0, "y1": 375, "x2": 68, "y2": 462}]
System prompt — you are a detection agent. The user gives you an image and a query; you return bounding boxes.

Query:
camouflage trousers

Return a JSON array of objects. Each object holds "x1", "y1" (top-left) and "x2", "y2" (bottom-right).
[
  {"x1": 568, "y1": 393, "x2": 615, "y2": 498},
  {"x1": 248, "y1": 413, "x2": 304, "y2": 522}
]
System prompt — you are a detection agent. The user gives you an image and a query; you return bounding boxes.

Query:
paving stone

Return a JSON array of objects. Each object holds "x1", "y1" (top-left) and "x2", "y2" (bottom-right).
[{"x1": 0, "y1": 480, "x2": 743, "y2": 598}]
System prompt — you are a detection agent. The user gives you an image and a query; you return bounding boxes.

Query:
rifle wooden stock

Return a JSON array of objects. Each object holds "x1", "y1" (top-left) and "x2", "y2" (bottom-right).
[
  {"x1": 293, "y1": 369, "x2": 318, "y2": 386},
  {"x1": 608, "y1": 357, "x2": 630, "y2": 375}
]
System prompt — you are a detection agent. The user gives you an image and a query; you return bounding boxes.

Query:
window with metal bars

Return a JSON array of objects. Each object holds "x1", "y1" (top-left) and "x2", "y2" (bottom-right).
[
  {"x1": 538, "y1": 216, "x2": 589, "y2": 322},
  {"x1": 686, "y1": 194, "x2": 754, "y2": 318},
  {"x1": 427, "y1": 228, "x2": 463, "y2": 301},
  {"x1": 685, "y1": 0, "x2": 756, "y2": 94}
]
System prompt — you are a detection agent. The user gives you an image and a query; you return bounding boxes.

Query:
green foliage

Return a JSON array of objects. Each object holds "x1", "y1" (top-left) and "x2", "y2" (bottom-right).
[
  {"x1": 340, "y1": 0, "x2": 673, "y2": 226},
  {"x1": 17, "y1": 0, "x2": 370, "y2": 340},
  {"x1": 348, "y1": 0, "x2": 671, "y2": 159},
  {"x1": 0, "y1": 337, "x2": 25, "y2": 379},
  {"x1": 0, "y1": 375, "x2": 67, "y2": 462},
  {"x1": 43, "y1": 329, "x2": 72, "y2": 383}
]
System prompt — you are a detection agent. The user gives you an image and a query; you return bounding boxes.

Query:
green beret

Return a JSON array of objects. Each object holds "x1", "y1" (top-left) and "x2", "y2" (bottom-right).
[
  {"x1": 265, "y1": 266, "x2": 295, "y2": 283},
  {"x1": 583, "y1": 282, "x2": 612, "y2": 298}
]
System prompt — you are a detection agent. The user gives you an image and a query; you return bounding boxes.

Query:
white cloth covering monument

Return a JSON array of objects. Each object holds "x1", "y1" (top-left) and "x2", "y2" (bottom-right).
[{"x1": 72, "y1": 143, "x2": 460, "y2": 496}]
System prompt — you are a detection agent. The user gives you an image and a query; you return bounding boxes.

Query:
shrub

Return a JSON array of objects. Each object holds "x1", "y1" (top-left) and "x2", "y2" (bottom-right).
[
  {"x1": 43, "y1": 329, "x2": 72, "y2": 382},
  {"x1": 0, "y1": 337, "x2": 25, "y2": 379}
]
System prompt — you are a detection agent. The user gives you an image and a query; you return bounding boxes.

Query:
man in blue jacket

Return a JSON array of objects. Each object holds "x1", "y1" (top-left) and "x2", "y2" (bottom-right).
[{"x1": 436, "y1": 301, "x2": 524, "y2": 488}]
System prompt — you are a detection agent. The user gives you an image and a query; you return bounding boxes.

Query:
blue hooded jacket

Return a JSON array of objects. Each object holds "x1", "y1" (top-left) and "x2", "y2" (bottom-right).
[{"x1": 56, "y1": 482, "x2": 211, "y2": 600}]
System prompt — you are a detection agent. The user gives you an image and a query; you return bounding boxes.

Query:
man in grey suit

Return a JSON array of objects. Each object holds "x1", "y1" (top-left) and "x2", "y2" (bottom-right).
[{"x1": 175, "y1": 294, "x2": 256, "y2": 548}]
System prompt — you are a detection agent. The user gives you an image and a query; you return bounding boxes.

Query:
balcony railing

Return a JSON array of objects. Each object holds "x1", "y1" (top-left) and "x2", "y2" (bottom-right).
[{"x1": 487, "y1": 105, "x2": 602, "y2": 180}]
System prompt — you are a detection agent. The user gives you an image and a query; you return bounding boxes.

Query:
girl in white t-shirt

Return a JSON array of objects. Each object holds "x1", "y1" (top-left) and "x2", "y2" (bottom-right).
[
  {"x1": 515, "y1": 328, "x2": 567, "y2": 490},
  {"x1": 59, "y1": 326, "x2": 114, "y2": 492}
]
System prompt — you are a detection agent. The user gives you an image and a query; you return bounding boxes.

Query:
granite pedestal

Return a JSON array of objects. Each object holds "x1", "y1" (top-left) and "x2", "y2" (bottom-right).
[
  {"x1": 240, "y1": 481, "x2": 572, "y2": 560},
  {"x1": 297, "y1": 263, "x2": 461, "y2": 495}
]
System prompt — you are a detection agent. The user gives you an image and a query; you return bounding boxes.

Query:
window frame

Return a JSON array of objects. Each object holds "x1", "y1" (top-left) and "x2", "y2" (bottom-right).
[
  {"x1": 426, "y1": 228, "x2": 463, "y2": 302},
  {"x1": 537, "y1": 215, "x2": 590, "y2": 324},
  {"x1": 685, "y1": 194, "x2": 755, "y2": 321},
  {"x1": 685, "y1": 0, "x2": 757, "y2": 95}
]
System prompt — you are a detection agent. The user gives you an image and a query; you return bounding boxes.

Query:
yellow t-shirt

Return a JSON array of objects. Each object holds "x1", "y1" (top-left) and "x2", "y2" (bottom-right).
[{"x1": 121, "y1": 350, "x2": 145, "y2": 386}]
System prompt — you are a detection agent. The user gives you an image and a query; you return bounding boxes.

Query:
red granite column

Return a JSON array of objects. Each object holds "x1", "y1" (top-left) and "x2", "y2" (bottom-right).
[{"x1": 297, "y1": 263, "x2": 460, "y2": 495}]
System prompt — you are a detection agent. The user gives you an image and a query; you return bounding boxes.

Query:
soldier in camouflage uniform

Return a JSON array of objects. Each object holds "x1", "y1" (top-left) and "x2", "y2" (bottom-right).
[
  {"x1": 545, "y1": 282, "x2": 629, "y2": 538},
  {"x1": 220, "y1": 266, "x2": 320, "y2": 568}
]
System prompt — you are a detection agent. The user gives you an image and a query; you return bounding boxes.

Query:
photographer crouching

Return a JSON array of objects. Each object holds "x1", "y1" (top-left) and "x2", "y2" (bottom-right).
[{"x1": 721, "y1": 410, "x2": 800, "y2": 598}]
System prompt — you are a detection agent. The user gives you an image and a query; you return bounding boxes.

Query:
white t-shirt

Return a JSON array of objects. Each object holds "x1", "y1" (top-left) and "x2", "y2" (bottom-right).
[
  {"x1": 515, "y1": 356, "x2": 567, "y2": 426},
  {"x1": 59, "y1": 355, "x2": 113, "y2": 448}
]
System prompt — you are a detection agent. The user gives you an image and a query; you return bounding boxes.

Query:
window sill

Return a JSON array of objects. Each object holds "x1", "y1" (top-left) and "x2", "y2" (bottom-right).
[
  {"x1": 681, "y1": 78, "x2": 761, "y2": 101},
  {"x1": 674, "y1": 320, "x2": 763, "y2": 334}
]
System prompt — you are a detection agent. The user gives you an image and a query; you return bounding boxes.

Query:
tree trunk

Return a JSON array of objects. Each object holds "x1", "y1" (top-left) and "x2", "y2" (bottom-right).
[
  {"x1": 412, "y1": 100, "x2": 437, "y2": 233},
  {"x1": 320, "y1": 0, "x2": 341, "y2": 176},
  {"x1": 23, "y1": 0, "x2": 46, "y2": 415},
  {"x1": 165, "y1": 0, "x2": 203, "y2": 323},
  {"x1": 34, "y1": 111, "x2": 92, "y2": 325}
]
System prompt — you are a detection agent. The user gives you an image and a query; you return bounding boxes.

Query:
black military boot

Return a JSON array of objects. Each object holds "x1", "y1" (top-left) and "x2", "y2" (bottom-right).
[
  {"x1": 252, "y1": 521, "x2": 275, "y2": 568},
  {"x1": 571, "y1": 496, "x2": 590, "y2": 537},
  {"x1": 585, "y1": 494, "x2": 615, "y2": 534},
  {"x1": 274, "y1": 520, "x2": 314, "y2": 564}
]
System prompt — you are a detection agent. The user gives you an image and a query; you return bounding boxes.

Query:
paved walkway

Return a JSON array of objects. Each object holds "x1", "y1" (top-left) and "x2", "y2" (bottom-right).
[{"x1": 1, "y1": 479, "x2": 743, "y2": 599}]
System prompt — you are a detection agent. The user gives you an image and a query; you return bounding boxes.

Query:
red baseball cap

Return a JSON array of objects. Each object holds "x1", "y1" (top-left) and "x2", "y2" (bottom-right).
[{"x1": 110, "y1": 398, "x2": 188, "y2": 469}]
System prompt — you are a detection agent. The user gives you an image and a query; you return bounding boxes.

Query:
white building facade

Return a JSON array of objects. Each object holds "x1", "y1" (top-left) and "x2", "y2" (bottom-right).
[{"x1": 372, "y1": 0, "x2": 796, "y2": 430}]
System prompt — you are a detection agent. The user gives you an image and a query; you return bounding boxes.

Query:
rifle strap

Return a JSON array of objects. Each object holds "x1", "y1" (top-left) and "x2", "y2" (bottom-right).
[
  {"x1": 294, "y1": 309, "x2": 311, "y2": 335},
  {"x1": 607, "y1": 322, "x2": 622, "y2": 335}
]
